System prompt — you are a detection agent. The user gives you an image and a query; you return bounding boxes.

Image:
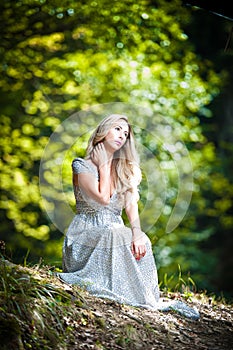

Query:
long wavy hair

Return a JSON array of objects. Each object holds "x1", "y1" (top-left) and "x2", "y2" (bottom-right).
[{"x1": 85, "y1": 114, "x2": 142, "y2": 197}]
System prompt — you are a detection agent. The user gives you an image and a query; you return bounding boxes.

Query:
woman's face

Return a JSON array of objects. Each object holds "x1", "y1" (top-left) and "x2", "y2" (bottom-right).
[{"x1": 103, "y1": 119, "x2": 129, "y2": 153}]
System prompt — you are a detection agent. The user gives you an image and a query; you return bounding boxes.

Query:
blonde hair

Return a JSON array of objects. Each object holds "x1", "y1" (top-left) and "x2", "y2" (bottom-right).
[{"x1": 86, "y1": 114, "x2": 142, "y2": 197}]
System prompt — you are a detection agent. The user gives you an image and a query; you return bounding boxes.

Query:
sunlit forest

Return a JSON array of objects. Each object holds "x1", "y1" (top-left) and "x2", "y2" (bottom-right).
[{"x1": 1, "y1": 0, "x2": 233, "y2": 300}]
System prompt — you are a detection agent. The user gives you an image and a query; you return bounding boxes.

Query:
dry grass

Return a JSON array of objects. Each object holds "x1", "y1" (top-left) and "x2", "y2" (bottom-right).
[{"x1": 0, "y1": 258, "x2": 232, "y2": 350}]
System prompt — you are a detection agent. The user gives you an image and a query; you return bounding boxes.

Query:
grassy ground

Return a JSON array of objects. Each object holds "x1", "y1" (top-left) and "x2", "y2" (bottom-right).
[{"x1": 0, "y1": 258, "x2": 232, "y2": 350}]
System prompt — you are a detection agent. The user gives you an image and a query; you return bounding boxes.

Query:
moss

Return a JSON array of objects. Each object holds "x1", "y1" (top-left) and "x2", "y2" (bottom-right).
[{"x1": 0, "y1": 312, "x2": 24, "y2": 350}]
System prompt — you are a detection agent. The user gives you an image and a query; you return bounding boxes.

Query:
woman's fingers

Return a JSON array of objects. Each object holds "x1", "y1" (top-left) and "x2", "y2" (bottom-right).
[
  {"x1": 91, "y1": 143, "x2": 108, "y2": 167},
  {"x1": 131, "y1": 242, "x2": 146, "y2": 260},
  {"x1": 93, "y1": 143, "x2": 109, "y2": 166}
]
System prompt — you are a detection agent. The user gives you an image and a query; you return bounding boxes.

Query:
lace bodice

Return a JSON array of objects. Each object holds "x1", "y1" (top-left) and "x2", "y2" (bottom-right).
[{"x1": 72, "y1": 158, "x2": 123, "y2": 226}]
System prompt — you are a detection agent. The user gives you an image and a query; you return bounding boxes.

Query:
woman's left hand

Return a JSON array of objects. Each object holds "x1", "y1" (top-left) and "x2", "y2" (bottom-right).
[{"x1": 131, "y1": 233, "x2": 147, "y2": 261}]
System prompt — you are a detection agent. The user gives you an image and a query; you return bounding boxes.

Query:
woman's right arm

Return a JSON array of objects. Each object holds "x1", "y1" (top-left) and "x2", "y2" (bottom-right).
[{"x1": 76, "y1": 143, "x2": 111, "y2": 205}]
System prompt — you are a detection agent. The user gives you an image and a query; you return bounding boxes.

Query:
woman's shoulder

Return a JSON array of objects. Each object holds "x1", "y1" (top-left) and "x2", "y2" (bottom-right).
[
  {"x1": 72, "y1": 157, "x2": 97, "y2": 175},
  {"x1": 72, "y1": 157, "x2": 85, "y2": 165}
]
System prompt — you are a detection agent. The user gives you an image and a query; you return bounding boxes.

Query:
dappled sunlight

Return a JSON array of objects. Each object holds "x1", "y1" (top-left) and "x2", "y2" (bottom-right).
[{"x1": 0, "y1": 0, "x2": 232, "y2": 297}]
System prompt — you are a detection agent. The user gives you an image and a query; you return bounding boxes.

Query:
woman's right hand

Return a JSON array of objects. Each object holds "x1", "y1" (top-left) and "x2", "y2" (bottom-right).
[{"x1": 91, "y1": 142, "x2": 109, "y2": 169}]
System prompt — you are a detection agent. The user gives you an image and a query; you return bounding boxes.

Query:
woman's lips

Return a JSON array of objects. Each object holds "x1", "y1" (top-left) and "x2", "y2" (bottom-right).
[{"x1": 115, "y1": 141, "x2": 122, "y2": 146}]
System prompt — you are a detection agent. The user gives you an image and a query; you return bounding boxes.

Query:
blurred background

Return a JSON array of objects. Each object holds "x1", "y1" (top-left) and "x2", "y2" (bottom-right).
[{"x1": 0, "y1": 0, "x2": 232, "y2": 300}]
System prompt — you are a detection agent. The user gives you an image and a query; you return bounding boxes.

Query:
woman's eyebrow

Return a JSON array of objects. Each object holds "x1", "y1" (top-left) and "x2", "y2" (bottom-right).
[{"x1": 117, "y1": 125, "x2": 129, "y2": 133}]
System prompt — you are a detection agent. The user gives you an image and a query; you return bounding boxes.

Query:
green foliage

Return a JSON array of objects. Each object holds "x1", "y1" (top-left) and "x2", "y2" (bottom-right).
[
  {"x1": 0, "y1": 259, "x2": 73, "y2": 349},
  {"x1": 159, "y1": 264, "x2": 197, "y2": 296},
  {"x1": 0, "y1": 0, "x2": 232, "y2": 296}
]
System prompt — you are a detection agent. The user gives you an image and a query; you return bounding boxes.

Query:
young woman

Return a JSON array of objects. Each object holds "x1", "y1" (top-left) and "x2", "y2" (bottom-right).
[{"x1": 59, "y1": 114, "x2": 199, "y2": 319}]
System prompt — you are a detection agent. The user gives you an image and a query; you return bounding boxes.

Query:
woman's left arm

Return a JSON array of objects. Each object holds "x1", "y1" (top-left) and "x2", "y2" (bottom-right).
[{"x1": 125, "y1": 192, "x2": 147, "y2": 261}]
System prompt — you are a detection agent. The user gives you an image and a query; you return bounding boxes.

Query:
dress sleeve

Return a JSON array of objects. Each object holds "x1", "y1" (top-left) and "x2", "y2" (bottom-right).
[{"x1": 72, "y1": 158, "x2": 97, "y2": 176}]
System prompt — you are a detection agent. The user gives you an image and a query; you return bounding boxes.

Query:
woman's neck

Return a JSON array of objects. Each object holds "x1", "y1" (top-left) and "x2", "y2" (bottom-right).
[{"x1": 105, "y1": 150, "x2": 113, "y2": 166}]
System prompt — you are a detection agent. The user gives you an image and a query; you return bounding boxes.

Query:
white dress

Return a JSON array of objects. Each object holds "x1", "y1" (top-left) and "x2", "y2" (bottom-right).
[{"x1": 59, "y1": 158, "x2": 199, "y2": 320}]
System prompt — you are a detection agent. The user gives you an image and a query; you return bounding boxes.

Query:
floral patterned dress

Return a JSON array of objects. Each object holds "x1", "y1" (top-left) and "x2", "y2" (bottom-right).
[{"x1": 59, "y1": 158, "x2": 199, "y2": 320}]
